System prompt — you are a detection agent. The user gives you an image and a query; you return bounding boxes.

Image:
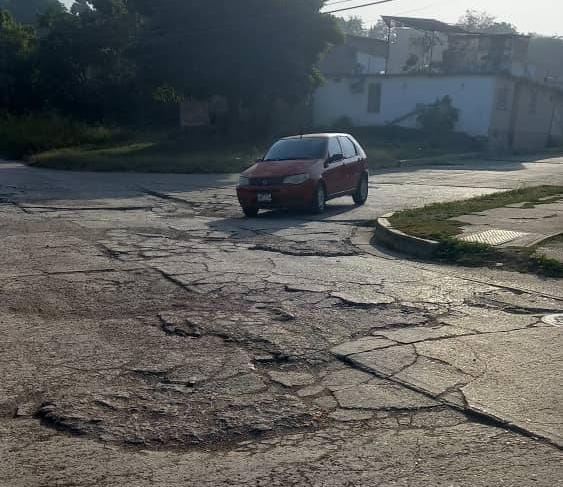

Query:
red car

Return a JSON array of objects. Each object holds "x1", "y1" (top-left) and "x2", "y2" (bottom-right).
[{"x1": 236, "y1": 133, "x2": 369, "y2": 217}]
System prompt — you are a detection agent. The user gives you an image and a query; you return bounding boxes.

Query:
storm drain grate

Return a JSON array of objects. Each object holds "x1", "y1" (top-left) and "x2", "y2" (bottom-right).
[{"x1": 459, "y1": 229, "x2": 530, "y2": 246}]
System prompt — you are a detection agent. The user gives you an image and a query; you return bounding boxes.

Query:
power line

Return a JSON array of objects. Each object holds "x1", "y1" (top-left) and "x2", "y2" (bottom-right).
[
  {"x1": 324, "y1": 0, "x2": 400, "y2": 14},
  {"x1": 324, "y1": 0, "x2": 366, "y2": 6}
]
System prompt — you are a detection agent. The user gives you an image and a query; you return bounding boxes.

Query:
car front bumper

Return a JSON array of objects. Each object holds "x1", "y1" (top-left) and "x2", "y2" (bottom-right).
[{"x1": 237, "y1": 181, "x2": 316, "y2": 209}]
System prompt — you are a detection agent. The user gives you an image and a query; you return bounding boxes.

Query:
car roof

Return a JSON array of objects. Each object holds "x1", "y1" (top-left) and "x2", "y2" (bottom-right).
[{"x1": 281, "y1": 133, "x2": 352, "y2": 140}]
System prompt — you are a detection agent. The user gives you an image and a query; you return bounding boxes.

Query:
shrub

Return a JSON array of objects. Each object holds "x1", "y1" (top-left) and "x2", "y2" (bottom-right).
[
  {"x1": 417, "y1": 96, "x2": 459, "y2": 134},
  {"x1": 0, "y1": 113, "x2": 121, "y2": 158}
]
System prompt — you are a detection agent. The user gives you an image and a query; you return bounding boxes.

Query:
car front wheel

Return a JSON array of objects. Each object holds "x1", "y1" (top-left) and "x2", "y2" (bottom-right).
[
  {"x1": 353, "y1": 174, "x2": 369, "y2": 206},
  {"x1": 242, "y1": 206, "x2": 259, "y2": 217},
  {"x1": 311, "y1": 183, "x2": 326, "y2": 214}
]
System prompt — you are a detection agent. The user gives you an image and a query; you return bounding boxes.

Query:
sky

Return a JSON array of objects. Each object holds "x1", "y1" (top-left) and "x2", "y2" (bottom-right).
[
  {"x1": 60, "y1": 0, "x2": 561, "y2": 37},
  {"x1": 325, "y1": 0, "x2": 562, "y2": 37}
]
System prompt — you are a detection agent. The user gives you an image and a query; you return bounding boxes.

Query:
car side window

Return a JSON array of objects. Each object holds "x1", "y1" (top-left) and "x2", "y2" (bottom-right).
[
  {"x1": 328, "y1": 137, "x2": 342, "y2": 157},
  {"x1": 338, "y1": 137, "x2": 357, "y2": 159}
]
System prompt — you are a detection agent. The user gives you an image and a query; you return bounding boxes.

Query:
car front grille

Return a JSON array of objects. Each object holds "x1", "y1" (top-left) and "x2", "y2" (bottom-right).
[{"x1": 249, "y1": 177, "x2": 285, "y2": 186}]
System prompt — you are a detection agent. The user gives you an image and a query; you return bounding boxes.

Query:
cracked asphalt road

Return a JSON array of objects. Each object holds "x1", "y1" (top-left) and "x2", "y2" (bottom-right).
[{"x1": 1, "y1": 157, "x2": 562, "y2": 486}]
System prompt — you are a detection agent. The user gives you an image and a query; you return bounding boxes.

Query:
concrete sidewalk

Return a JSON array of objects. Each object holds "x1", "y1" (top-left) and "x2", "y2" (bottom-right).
[{"x1": 456, "y1": 195, "x2": 563, "y2": 253}]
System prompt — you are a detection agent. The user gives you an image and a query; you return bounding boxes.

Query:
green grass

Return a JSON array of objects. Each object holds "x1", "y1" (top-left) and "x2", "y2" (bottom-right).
[
  {"x1": 434, "y1": 238, "x2": 563, "y2": 278},
  {"x1": 0, "y1": 113, "x2": 121, "y2": 159},
  {"x1": 26, "y1": 124, "x2": 483, "y2": 174},
  {"x1": 388, "y1": 186, "x2": 563, "y2": 278},
  {"x1": 29, "y1": 140, "x2": 263, "y2": 173},
  {"x1": 389, "y1": 186, "x2": 563, "y2": 241}
]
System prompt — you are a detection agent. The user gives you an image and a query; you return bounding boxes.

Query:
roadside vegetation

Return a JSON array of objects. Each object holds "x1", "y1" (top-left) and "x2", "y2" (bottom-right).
[
  {"x1": 388, "y1": 186, "x2": 563, "y2": 278},
  {"x1": 0, "y1": 1, "x2": 489, "y2": 173},
  {"x1": 26, "y1": 124, "x2": 482, "y2": 173}
]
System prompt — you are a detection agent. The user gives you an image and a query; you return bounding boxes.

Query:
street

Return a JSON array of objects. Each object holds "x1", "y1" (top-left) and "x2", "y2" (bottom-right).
[{"x1": 1, "y1": 156, "x2": 562, "y2": 486}]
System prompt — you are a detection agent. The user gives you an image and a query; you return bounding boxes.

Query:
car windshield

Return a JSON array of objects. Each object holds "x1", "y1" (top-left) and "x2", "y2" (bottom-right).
[{"x1": 263, "y1": 138, "x2": 327, "y2": 161}]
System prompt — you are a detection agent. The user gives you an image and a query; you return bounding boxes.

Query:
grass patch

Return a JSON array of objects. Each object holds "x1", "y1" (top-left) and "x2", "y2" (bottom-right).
[
  {"x1": 434, "y1": 238, "x2": 563, "y2": 278},
  {"x1": 388, "y1": 185, "x2": 563, "y2": 278},
  {"x1": 0, "y1": 113, "x2": 122, "y2": 159},
  {"x1": 26, "y1": 124, "x2": 483, "y2": 174},
  {"x1": 389, "y1": 185, "x2": 563, "y2": 241},
  {"x1": 29, "y1": 140, "x2": 263, "y2": 173}
]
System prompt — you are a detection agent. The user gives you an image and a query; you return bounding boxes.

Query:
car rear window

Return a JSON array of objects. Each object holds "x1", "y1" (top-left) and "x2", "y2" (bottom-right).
[{"x1": 263, "y1": 138, "x2": 327, "y2": 161}]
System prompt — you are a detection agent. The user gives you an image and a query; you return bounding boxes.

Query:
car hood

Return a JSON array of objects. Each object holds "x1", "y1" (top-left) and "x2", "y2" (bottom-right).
[{"x1": 243, "y1": 159, "x2": 321, "y2": 177}]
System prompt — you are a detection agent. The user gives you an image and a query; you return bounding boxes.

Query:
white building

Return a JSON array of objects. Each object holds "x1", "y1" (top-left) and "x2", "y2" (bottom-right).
[{"x1": 313, "y1": 73, "x2": 563, "y2": 151}]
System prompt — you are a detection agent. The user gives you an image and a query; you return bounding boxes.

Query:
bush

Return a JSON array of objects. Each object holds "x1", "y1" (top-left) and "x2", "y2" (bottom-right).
[
  {"x1": 417, "y1": 96, "x2": 459, "y2": 134},
  {"x1": 0, "y1": 113, "x2": 121, "y2": 158}
]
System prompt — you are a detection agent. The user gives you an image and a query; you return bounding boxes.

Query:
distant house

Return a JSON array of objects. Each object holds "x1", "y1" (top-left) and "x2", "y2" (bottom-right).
[
  {"x1": 314, "y1": 19, "x2": 563, "y2": 151},
  {"x1": 320, "y1": 35, "x2": 388, "y2": 76}
]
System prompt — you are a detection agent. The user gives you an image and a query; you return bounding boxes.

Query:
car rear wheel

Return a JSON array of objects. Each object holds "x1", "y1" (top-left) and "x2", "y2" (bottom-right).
[
  {"x1": 311, "y1": 183, "x2": 326, "y2": 214},
  {"x1": 242, "y1": 206, "x2": 259, "y2": 217},
  {"x1": 353, "y1": 174, "x2": 369, "y2": 206}
]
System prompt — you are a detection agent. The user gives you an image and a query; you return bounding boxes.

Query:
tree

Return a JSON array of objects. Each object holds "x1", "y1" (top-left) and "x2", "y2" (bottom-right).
[
  {"x1": 336, "y1": 17, "x2": 390, "y2": 41},
  {"x1": 0, "y1": 0, "x2": 64, "y2": 24},
  {"x1": 130, "y1": 0, "x2": 341, "y2": 133},
  {"x1": 367, "y1": 19, "x2": 390, "y2": 40},
  {"x1": 457, "y1": 10, "x2": 518, "y2": 34},
  {"x1": 0, "y1": 10, "x2": 37, "y2": 112},
  {"x1": 336, "y1": 16, "x2": 365, "y2": 36},
  {"x1": 35, "y1": 0, "x2": 141, "y2": 122},
  {"x1": 70, "y1": 0, "x2": 92, "y2": 16}
]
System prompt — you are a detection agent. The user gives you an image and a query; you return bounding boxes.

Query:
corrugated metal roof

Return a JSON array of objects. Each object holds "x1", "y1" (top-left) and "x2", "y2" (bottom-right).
[{"x1": 382, "y1": 16, "x2": 469, "y2": 34}]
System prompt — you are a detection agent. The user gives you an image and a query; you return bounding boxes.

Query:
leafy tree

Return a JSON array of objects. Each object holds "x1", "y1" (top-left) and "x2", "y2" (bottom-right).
[
  {"x1": 367, "y1": 19, "x2": 390, "y2": 40},
  {"x1": 35, "y1": 0, "x2": 140, "y2": 122},
  {"x1": 1, "y1": 0, "x2": 342, "y2": 131},
  {"x1": 457, "y1": 10, "x2": 518, "y2": 34},
  {"x1": 130, "y1": 0, "x2": 341, "y2": 133},
  {"x1": 0, "y1": 0, "x2": 64, "y2": 24},
  {"x1": 336, "y1": 17, "x2": 390, "y2": 41},
  {"x1": 70, "y1": 0, "x2": 92, "y2": 16},
  {"x1": 336, "y1": 16, "x2": 365, "y2": 36},
  {"x1": 0, "y1": 10, "x2": 37, "y2": 112}
]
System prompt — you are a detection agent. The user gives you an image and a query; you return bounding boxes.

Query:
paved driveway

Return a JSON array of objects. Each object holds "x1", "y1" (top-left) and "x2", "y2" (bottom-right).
[{"x1": 1, "y1": 156, "x2": 562, "y2": 486}]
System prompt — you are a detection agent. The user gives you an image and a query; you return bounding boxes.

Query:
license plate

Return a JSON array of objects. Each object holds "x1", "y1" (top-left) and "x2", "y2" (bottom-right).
[{"x1": 257, "y1": 193, "x2": 272, "y2": 203}]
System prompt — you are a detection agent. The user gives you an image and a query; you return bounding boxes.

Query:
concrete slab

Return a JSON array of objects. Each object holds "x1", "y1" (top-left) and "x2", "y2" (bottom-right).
[{"x1": 348, "y1": 327, "x2": 563, "y2": 446}]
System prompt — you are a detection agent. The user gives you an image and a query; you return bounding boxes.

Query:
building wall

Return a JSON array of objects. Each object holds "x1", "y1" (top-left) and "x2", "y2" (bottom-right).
[
  {"x1": 488, "y1": 78, "x2": 515, "y2": 150},
  {"x1": 356, "y1": 52, "x2": 386, "y2": 75},
  {"x1": 320, "y1": 35, "x2": 387, "y2": 76},
  {"x1": 489, "y1": 78, "x2": 560, "y2": 151},
  {"x1": 387, "y1": 28, "x2": 449, "y2": 74},
  {"x1": 313, "y1": 75, "x2": 496, "y2": 137}
]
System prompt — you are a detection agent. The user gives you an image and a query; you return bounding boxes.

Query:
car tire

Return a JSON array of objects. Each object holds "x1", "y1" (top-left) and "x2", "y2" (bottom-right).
[
  {"x1": 242, "y1": 206, "x2": 259, "y2": 217},
  {"x1": 311, "y1": 183, "x2": 326, "y2": 214},
  {"x1": 353, "y1": 174, "x2": 369, "y2": 206}
]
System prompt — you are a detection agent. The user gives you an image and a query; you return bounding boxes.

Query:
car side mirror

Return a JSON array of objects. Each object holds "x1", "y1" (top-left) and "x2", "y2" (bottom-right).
[{"x1": 327, "y1": 153, "x2": 344, "y2": 165}]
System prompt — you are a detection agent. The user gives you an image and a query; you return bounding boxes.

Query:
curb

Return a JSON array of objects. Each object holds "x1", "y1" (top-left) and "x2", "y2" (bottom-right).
[
  {"x1": 397, "y1": 152, "x2": 482, "y2": 168},
  {"x1": 350, "y1": 228, "x2": 381, "y2": 257},
  {"x1": 373, "y1": 213, "x2": 439, "y2": 259}
]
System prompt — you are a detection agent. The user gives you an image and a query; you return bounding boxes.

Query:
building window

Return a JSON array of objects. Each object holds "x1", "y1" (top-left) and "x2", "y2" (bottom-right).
[
  {"x1": 367, "y1": 83, "x2": 382, "y2": 113},
  {"x1": 496, "y1": 86, "x2": 509, "y2": 111}
]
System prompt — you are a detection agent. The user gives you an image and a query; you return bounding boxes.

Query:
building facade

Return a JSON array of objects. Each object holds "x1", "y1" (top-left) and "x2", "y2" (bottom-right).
[{"x1": 313, "y1": 73, "x2": 563, "y2": 151}]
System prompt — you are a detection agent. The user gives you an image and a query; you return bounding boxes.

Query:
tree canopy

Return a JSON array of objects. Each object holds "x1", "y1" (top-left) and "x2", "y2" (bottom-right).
[
  {"x1": 0, "y1": 0, "x2": 341, "y2": 129},
  {"x1": 335, "y1": 16, "x2": 388, "y2": 40},
  {"x1": 0, "y1": 0, "x2": 64, "y2": 24},
  {"x1": 457, "y1": 10, "x2": 518, "y2": 34}
]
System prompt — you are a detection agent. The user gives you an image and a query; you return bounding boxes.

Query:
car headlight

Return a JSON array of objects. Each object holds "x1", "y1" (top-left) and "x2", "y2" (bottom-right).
[
  {"x1": 283, "y1": 173, "x2": 309, "y2": 185},
  {"x1": 238, "y1": 176, "x2": 250, "y2": 187}
]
